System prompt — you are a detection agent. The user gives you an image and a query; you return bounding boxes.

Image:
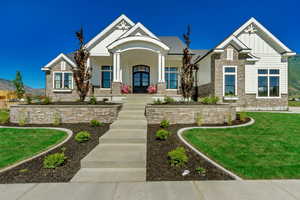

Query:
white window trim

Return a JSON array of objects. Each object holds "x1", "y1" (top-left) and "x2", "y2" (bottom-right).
[
  {"x1": 223, "y1": 66, "x2": 237, "y2": 96},
  {"x1": 100, "y1": 66, "x2": 113, "y2": 89},
  {"x1": 165, "y1": 67, "x2": 179, "y2": 90},
  {"x1": 256, "y1": 68, "x2": 281, "y2": 99},
  {"x1": 53, "y1": 71, "x2": 74, "y2": 90}
]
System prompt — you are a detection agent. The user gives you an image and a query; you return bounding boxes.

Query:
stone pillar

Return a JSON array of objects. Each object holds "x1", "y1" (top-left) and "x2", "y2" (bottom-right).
[
  {"x1": 157, "y1": 82, "x2": 166, "y2": 95},
  {"x1": 111, "y1": 82, "x2": 122, "y2": 95}
]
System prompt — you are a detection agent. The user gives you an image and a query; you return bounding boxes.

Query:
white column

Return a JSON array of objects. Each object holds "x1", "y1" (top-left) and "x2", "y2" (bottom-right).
[
  {"x1": 158, "y1": 53, "x2": 162, "y2": 82},
  {"x1": 161, "y1": 54, "x2": 165, "y2": 83},
  {"x1": 113, "y1": 52, "x2": 121, "y2": 82}
]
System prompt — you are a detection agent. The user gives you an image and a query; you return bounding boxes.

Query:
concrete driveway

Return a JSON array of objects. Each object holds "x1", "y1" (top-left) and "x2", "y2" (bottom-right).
[{"x1": 2, "y1": 180, "x2": 300, "y2": 200}]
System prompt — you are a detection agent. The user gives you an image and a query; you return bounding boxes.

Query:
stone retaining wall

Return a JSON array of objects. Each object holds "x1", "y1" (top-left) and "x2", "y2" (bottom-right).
[
  {"x1": 145, "y1": 104, "x2": 236, "y2": 124},
  {"x1": 10, "y1": 104, "x2": 121, "y2": 124}
]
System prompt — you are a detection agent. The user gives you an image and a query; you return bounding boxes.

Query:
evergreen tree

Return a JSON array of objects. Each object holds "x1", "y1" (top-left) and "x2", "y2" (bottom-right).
[{"x1": 13, "y1": 71, "x2": 25, "y2": 99}]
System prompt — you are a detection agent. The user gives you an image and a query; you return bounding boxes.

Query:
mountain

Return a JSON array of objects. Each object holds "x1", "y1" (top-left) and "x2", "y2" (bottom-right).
[
  {"x1": 289, "y1": 55, "x2": 300, "y2": 97},
  {"x1": 0, "y1": 78, "x2": 45, "y2": 96}
]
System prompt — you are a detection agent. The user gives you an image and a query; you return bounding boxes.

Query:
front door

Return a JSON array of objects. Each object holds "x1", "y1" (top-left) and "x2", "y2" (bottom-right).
[{"x1": 132, "y1": 65, "x2": 150, "y2": 93}]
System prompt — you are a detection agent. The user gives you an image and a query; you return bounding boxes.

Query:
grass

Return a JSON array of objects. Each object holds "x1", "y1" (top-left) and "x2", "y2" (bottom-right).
[
  {"x1": 183, "y1": 112, "x2": 300, "y2": 179},
  {"x1": 288, "y1": 101, "x2": 300, "y2": 107},
  {"x1": 0, "y1": 109, "x2": 9, "y2": 124},
  {"x1": 0, "y1": 128, "x2": 67, "y2": 169}
]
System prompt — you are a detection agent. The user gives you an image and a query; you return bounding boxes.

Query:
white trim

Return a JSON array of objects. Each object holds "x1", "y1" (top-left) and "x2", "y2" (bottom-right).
[
  {"x1": 85, "y1": 14, "x2": 135, "y2": 49},
  {"x1": 227, "y1": 49, "x2": 233, "y2": 60},
  {"x1": 256, "y1": 68, "x2": 281, "y2": 99},
  {"x1": 216, "y1": 35, "x2": 249, "y2": 50},
  {"x1": 52, "y1": 71, "x2": 74, "y2": 90},
  {"x1": 107, "y1": 36, "x2": 170, "y2": 51},
  {"x1": 120, "y1": 22, "x2": 158, "y2": 39},
  {"x1": 53, "y1": 89, "x2": 72, "y2": 93},
  {"x1": 42, "y1": 53, "x2": 76, "y2": 70},
  {"x1": 233, "y1": 17, "x2": 294, "y2": 54},
  {"x1": 223, "y1": 66, "x2": 238, "y2": 97}
]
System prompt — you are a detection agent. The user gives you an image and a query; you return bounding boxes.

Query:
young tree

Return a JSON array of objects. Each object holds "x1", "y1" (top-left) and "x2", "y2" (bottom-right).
[
  {"x1": 71, "y1": 28, "x2": 91, "y2": 102},
  {"x1": 181, "y1": 25, "x2": 196, "y2": 101},
  {"x1": 13, "y1": 71, "x2": 25, "y2": 99}
]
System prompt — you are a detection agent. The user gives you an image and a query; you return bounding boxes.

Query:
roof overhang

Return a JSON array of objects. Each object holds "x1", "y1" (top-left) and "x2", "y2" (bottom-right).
[{"x1": 41, "y1": 53, "x2": 76, "y2": 71}]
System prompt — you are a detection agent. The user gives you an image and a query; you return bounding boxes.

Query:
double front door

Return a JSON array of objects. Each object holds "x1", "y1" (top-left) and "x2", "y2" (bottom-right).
[{"x1": 132, "y1": 65, "x2": 150, "y2": 93}]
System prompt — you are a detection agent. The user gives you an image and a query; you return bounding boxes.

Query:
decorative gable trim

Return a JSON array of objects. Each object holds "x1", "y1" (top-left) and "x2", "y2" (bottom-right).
[
  {"x1": 85, "y1": 14, "x2": 135, "y2": 49},
  {"x1": 233, "y1": 17, "x2": 294, "y2": 54},
  {"x1": 120, "y1": 22, "x2": 158, "y2": 39},
  {"x1": 41, "y1": 53, "x2": 76, "y2": 71},
  {"x1": 215, "y1": 35, "x2": 250, "y2": 50}
]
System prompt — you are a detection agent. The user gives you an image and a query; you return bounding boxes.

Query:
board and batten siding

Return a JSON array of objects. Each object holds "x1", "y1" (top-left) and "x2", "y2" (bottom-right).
[
  {"x1": 197, "y1": 55, "x2": 211, "y2": 85},
  {"x1": 238, "y1": 32, "x2": 288, "y2": 95}
]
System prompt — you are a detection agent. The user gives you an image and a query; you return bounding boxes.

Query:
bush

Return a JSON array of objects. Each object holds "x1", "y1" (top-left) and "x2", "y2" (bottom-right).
[
  {"x1": 53, "y1": 113, "x2": 61, "y2": 126},
  {"x1": 42, "y1": 96, "x2": 51, "y2": 105},
  {"x1": 25, "y1": 95, "x2": 32, "y2": 104},
  {"x1": 160, "y1": 119, "x2": 170, "y2": 128},
  {"x1": 43, "y1": 152, "x2": 67, "y2": 169},
  {"x1": 89, "y1": 96, "x2": 97, "y2": 105},
  {"x1": 195, "y1": 167, "x2": 206, "y2": 174},
  {"x1": 164, "y1": 96, "x2": 175, "y2": 104},
  {"x1": 196, "y1": 113, "x2": 203, "y2": 126},
  {"x1": 90, "y1": 120, "x2": 103, "y2": 127},
  {"x1": 227, "y1": 113, "x2": 232, "y2": 126},
  {"x1": 168, "y1": 147, "x2": 188, "y2": 167},
  {"x1": 156, "y1": 129, "x2": 170, "y2": 140},
  {"x1": 75, "y1": 131, "x2": 91, "y2": 143},
  {"x1": 238, "y1": 112, "x2": 247, "y2": 122},
  {"x1": 0, "y1": 110, "x2": 9, "y2": 124},
  {"x1": 199, "y1": 96, "x2": 219, "y2": 105},
  {"x1": 153, "y1": 99, "x2": 163, "y2": 105}
]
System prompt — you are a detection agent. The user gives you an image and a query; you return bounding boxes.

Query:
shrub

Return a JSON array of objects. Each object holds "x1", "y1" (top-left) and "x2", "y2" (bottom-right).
[
  {"x1": 42, "y1": 96, "x2": 51, "y2": 105},
  {"x1": 147, "y1": 85, "x2": 157, "y2": 94},
  {"x1": 103, "y1": 98, "x2": 109, "y2": 102},
  {"x1": 43, "y1": 152, "x2": 67, "y2": 169},
  {"x1": 0, "y1": 110, "x2": 9, "y2": 124},
  {"x1": 195, "y1": 167, "x2": 206, "y2": 174},
  {"x1": 75, "y1": 131, "x2": 91, "y2": 143},
  {"x1": 199, "y1": 96, "x2": 219, "y2": 105},
  {"x1": 89, "y1": 96, "x2": 97, "y2": 105},
  {"x1": 160, "y1": 119, "x2": 170, "y2": 128},
  {"x1": 25, "y1": 95, "x2": 32, "y2": 104},
  {"x1": 156, "y1": 129, "x2": 170, "y2": 140},
  {"x1": 153, "y1": 99, "x2": 163, "y2": 105},
  {"x1": 18, "y1": 110, "x2": 28, "y2": 126},
  {"x1": 227, "y1": 113, "x2": 232, "y2": 126},
  {"x1": 196, "y1": 113, "x2": 203, "y2": 126},
  {"x1": 90, "y1": 120, "x2": 103, "y2": 127},
  {"x1": 238, "y1": 112, "x2": 247, "y2": 122},
  {"x1": 164, "y1": 96, "x2": 175, "y2": 104},
  {"x1": 121, "y1": 84, "x2": 131, "y2": 94},
  {"x1": 53, "y1": 113, "x2": 61, "y2": 126},
  {"x1": 168, "y1": 147, "x2": 188, "y2": 167}
]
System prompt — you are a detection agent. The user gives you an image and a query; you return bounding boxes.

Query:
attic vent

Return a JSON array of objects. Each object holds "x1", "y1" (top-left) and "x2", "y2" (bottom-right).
[{"x1": 61, "y1": 61, "x2": 66, "y2": 70}]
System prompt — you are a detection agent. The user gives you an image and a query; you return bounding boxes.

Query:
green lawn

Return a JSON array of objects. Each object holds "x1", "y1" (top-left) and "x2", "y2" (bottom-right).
[
  {"x1": 0, "y1": 128, "x2": 67, "y2": 169},
  {"x1": 289, "y1": 101, "x2": 300, "y2": 107},
  {"x1": 183, "y1": 112, "x2": 300, "y2": 179}
]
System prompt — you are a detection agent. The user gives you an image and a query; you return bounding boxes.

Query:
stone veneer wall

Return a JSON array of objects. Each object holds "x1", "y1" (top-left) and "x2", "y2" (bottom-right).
[
  {"x1": 10, "y1": 105, "x2": 121, "y2": 124},
  {"x1": 145, "y1": 104, "x2": 236, "y2": 125}
]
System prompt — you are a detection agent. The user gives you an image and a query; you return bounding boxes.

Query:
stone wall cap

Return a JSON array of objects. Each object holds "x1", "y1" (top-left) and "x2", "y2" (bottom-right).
[
  {"x1": 146, "y1": 104, "x2": 234, "y2": 108},
  {"x1": 10, "y1": 104, "x2": 121, "y2": 108}
]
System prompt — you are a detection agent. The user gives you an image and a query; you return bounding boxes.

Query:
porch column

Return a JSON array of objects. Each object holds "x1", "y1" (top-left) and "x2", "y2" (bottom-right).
[
  {"x1": 161, "y1": 54, "x2": 165, "y2": 82},
  {"x1": 112, "y1": 52, "x2": 121, "y2": 95},
  {"x1": 157, "y1": 52, "x2": 166, "y2": 94},
  {"x1": 158, "y1": 53, "x2": 162, "y2": 82}
]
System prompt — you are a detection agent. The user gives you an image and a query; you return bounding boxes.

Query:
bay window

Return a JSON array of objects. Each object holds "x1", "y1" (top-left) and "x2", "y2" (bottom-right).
[
  {"x1": 101, "y1": 66, "x2": 112, "y2": 88},
  {"x1": 53, "y1": 72, "x2": 73, "y2": 89},
  {"x1": 223, "y1": 66, "x2": 237, "y2": 96},
  {"x1": 257, "y1": 69, "x2": 280, "y2": 97},
  {"x1": 165, "y1": 67, "x2": 178, "y2": 89}
]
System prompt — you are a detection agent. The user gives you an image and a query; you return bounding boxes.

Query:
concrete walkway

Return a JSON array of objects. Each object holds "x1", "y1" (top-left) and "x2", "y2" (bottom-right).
[
  {"x1": 2, "y1": 180, "x2": 300, "y2": 200},
  {"x1": 71, "y1": 95, "x2": 152, "y2": 182}
]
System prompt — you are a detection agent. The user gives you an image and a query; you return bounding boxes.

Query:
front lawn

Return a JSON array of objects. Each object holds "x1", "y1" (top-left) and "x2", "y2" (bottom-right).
[
  {"x1": 0, "y1": 128, "x2": 67, "y2": 169},
  {"x1": 183, "y1": 112, "x2": 300, "y2": 179}
]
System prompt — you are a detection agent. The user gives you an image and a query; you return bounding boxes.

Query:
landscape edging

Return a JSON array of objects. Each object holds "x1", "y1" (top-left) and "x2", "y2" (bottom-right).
[
  {"x1": 0, "y1": 126, "x2": 73, "y2": 173},
  {"x1": 177, "y1": 118, "x2": 255, "y2": 181}
]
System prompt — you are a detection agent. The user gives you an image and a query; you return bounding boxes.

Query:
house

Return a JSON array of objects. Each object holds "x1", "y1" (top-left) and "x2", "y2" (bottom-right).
[{"x1": 42, "y1": 14, "x2": 295, "y2": 110}]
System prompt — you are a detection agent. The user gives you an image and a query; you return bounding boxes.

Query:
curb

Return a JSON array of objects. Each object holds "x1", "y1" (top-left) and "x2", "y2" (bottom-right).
[
  {"x1": 177, "y1": 118, "x2": 255, "y2": 181},
  {"x1": 0, "y1": 126, "x2": 73, "y2": 173}
]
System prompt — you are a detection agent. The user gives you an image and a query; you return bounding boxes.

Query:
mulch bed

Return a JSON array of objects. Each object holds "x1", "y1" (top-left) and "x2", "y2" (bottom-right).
[
  {"x1": 147, "y1": 124, "x2": 239, "y2": 181},
  {"x1": 0, "y1": 123, "x2": 109, "y2": 183}
]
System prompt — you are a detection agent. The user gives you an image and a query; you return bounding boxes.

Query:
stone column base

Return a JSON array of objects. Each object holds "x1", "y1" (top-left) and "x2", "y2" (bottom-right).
[
  {"x1": 111, "y1": 82, "x2": 122, "y2": 95},
  {"x1": 156, "y1": 82, "x2": 166, "y2": 95}
]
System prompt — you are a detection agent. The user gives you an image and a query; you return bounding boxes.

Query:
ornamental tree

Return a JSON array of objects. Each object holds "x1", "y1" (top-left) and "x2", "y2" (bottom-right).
[
  {"x1": 181, "y1": 25, "x2": 197, "y2": 101},
  {"x1": 71, "y1": 28, "x2": 91, "y2": 102},
  {"x1": 13, "y1": 71, "x2": 25, "y2": 99}
]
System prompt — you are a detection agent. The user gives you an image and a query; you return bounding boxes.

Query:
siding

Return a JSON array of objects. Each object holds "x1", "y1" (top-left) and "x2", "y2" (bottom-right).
[{"x1": 197, "y1": 55, "x2": 211, "y2": 85}]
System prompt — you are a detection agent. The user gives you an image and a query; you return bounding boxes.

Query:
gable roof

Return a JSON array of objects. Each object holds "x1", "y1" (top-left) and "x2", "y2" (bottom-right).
[
  {"x1": 41, "y1": 53, "x2": 76, "y2": 71},
  {"x1": 121, "y1": 22, "x2": 158, "y2": 39},
  {"x1": 215, "y1": 35, "x2": 250, "y2": 51}
]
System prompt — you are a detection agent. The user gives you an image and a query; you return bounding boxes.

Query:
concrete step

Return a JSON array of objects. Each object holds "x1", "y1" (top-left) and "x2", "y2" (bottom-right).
[
  {"x1": 100, "y1": 129, "x2": 146, "y2": 144},
  {"x1": 122, "y1": 104, "x2": 145, "y2": 110},
  {"x1": 81, "y1": 144, "x2": 146, "y2": 168},
  {"x1": 118, "y1": 110, "x2": 145, "y2": 116},
  {"x1": 110, "y1": 120, "x2": 147, "y2": 129},
  {"x1": 118, "y1": 114, "x2": 145, "y2": 120},
  {"x1": 71, "y1": 168, "x2": 146, "y2": 182}
]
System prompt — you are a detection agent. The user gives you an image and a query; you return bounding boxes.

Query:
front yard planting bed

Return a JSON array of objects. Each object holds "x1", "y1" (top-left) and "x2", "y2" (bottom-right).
[
  {"x1": 0, "y1": 123, "x2": 109, "y2": 183},
  {"x1": 183, "y1": 112, "x2": 300, "y2": 179},
  {"x1": 147, "y1": 124, "x2": 233, "y2": 181}
]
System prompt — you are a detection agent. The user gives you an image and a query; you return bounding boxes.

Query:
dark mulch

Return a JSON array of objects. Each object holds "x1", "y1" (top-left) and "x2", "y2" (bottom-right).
[
  {"x1": 147, "y1": 124, "x2": 235, "y2": 181},
  {"x1": 0, "y1": 123, "x2": 109, "y2": 183},
  {"x1": 29, "y1": 101, "x2": 120, "y2": 105}
]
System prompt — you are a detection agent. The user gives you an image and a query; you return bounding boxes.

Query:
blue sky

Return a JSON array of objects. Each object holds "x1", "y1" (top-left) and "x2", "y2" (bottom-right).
[{"x1": 0, "y1": 0, "x2": 299, "y2": 88}]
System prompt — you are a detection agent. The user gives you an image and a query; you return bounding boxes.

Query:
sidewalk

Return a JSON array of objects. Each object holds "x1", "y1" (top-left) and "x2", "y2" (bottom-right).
[{"x1": 2, "y1": 180, "x2": 300, "y2": 200}]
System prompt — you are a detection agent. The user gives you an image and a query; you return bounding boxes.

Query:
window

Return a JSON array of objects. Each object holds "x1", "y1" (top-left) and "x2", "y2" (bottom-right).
[
  {"x1": 101, "y1": 66, "x2": 112, "y2": 88},
  {"x1": 227, "y1": 49, "x2": 233, "y2": 60},
  {"x1": 223, "y1": 66, "x2": 237, "y2": 96},
  {"x1": 53, "y1": 72, "x2": 73, "y2": 89},
  {"x1": 258, "y1": 69, "x2": 280, "y2": 97},
  {"x1": 165, "y1": 67, "x2": 178, "y2": 89}
]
